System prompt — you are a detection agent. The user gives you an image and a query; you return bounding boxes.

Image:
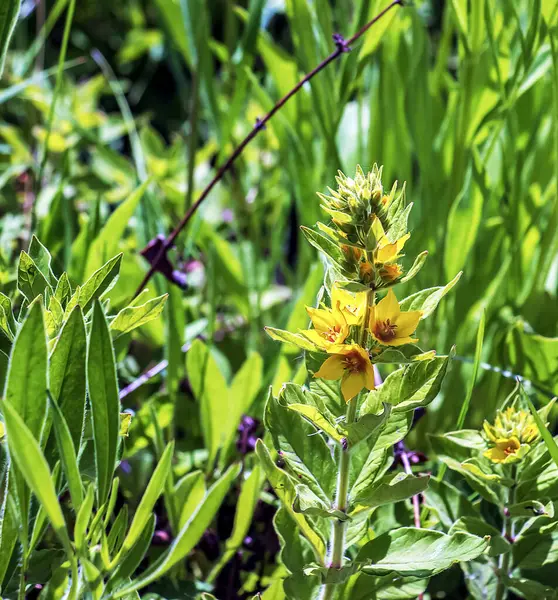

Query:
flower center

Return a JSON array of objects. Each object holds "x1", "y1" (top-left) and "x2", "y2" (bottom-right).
[
  {"x1": 374, "y1": 319, "x2": 398, "y2": 342},
  {"x1": 341, "y1": 350, "x2": 367, "y2": 373},
  {"x1": 322, "y1": 325, "x2": 342, "y2": 343}
]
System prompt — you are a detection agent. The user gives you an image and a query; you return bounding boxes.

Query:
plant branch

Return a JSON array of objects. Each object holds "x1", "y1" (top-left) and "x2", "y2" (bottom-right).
[{"x1": 132, "y1": 0, "x2": 404, "y2": 299}]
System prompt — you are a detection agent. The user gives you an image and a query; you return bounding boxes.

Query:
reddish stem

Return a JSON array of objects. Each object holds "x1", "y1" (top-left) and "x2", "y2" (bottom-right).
[{"x1": 132, "y1": 0, "x2": 404, "y2": 299}]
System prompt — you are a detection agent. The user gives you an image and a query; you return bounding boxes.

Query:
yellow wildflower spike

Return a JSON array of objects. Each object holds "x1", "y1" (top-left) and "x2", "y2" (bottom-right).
[
  {"x1": 331, "y1": 284, "x2": 367, "y2": 326},
  {"x1": 368, "y1": 289, "x2": 422, "y2": 347},
  {"x1": 313, "y1": 344, "x2": 375, "y2": 402}
]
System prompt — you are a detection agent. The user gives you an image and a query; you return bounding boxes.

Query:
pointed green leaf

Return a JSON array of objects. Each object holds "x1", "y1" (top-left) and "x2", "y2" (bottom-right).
[
  {"x1": 1, "y1": 399, "x2": 71, "y2": 553},
  {"x1": 17, "y1": 251, "x2": 52, "y2": 302},
  {"x1": 112, "y1": 463, "x2": 241, "y2": 597},
  {"x1": 351, "y1": 473, "x2": 430, "y2": 512},
  {"x1": 399, "y1": 272, "x2": 462, "y2": 319},
  {"x1": 50, "y1": 306, "x2": 87, "y2": 450},
  {"x1": 87, "y1": 301, "x2": 121, "y2": 506},
  {"x1": 0, "y1": 0, "x2": 21, "y2": 77},
  {"x1": 74, "y1": 254, "x2": 123, "y2": 316},
  {"x1": 109, "y1": 294, "x2": 168, "y2": 339},
  {"x1": 48, "y1": 392, "x2": 83, "y2": 509},
  {"x1": 84, "y1": 180, "x2": 149, "y2": 277},
  {"x1": 358, "y1": 528, "x2": 489, "y2": 577}
]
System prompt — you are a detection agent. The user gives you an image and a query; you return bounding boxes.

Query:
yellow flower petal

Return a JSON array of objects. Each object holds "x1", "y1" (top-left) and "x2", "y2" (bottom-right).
[
  {"x1": 314, "y1": 355, "x2": 345, "y2": 380},
  {"x1": 331, "y1": 284, "x2": 367, "y2": 326},
  {"x1": 395, "y1": 310, "x2": 422, "y2": 337},
  {"x1": 374, "y1": 289, "x2": 401, "y2": 322},
  {"x1": 341, "y1": 372, "x2": 367, "y2": 402}
]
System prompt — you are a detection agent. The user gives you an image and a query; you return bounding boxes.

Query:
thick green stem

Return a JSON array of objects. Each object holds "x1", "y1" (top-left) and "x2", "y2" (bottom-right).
[{"x1": 320, "y1": 400, "x2": 357, "y2": 600}]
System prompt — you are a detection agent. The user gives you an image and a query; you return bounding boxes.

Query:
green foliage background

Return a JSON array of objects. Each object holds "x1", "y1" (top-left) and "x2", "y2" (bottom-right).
[{"x1": 1, "y1": 0, "x2": 558, "y2": 598}]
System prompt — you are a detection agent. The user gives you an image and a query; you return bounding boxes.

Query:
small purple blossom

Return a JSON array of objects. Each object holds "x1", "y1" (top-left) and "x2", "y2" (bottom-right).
[{"x1": 236, "y1": 415, "x2": 261, "y2": 455}]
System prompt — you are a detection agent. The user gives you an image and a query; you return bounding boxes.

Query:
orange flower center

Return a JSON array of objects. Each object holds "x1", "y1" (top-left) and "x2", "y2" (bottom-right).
[
  {"x1": 502, "y1": 440, "x2": 520, "y2": 455},
  {"x1": 341, "y1": 350, "x2": 367, "y2": 373},
  {"x1": 322, "y1": 325, "x2": 342, "y2": 343},
  {"x1": 374, "y1": 319, "x2": 398, "y2": 342}
]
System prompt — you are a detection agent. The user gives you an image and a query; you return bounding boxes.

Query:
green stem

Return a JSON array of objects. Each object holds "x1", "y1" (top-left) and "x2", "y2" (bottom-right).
[
  {"x1": 496, "y1": 469, "x2": 516, "y2": 600},
  {"x1": 18, "y1": 555, "x2": 28, "y2": 600},
  {"x1": 320, "y1": 399, "x2": 357, "y2": 600}
]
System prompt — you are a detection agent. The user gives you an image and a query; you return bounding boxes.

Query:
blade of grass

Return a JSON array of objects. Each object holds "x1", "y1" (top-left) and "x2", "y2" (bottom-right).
[
  {"x1": 439, "y1": 310, "x2": 485, "y2": 480},
  {"x1": 35, "y1": 0, "x2": 76, "y2": 194}
]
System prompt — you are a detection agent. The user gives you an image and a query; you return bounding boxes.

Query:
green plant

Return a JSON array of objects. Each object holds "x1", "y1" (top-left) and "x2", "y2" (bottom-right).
[
  {"x1": 261, "y1": 165, "x2": 488, "y2": 599},
  {"x1": 429, "y1": 387, "x2": 558, "y2": 599}
]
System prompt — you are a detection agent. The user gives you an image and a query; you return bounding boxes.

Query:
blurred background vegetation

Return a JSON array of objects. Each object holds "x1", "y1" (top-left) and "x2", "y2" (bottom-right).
[{"x1": 1, "y1": 0, "x2": 558, "y2": 596}]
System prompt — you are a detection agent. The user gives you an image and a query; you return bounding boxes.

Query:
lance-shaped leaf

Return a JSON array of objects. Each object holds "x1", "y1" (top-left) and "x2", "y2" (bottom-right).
[
  {"x1": 109, "y1": 294, "x2": 168, "y2": 339},
  {"x1": 48, "y1": 392, "x2": 83, "y2": 508},
  {"x1": 68, "y1": 254, "x2": 122, "y2": 317},
  {"x1": 17, "y1": 251, "x2": 52, "y2": 302},
  {"x1": 450, "y1": 517, "x2": 510, "y2": 557},
  {"x1": 87, "y1": 301, "x2": 121, "y2": 506},
  {"x1": 300, "y1": 226, "x2": 351, "y2": 274},
  {"x1": 400, "y1": 251, "x2": 428, "y2": 283},
  {"x1": 350, "y1": 573, "x2": 428, "y2": 600},
  {"x1": 84, "y1": 180, "x2": 150, "y2": 277},
  {"x1": 256, "y1": 440, "x2": 326, "y2": 560},
  {"x1": 399, "y1": 272, "x2": 462, "y2": 319},
  {"x1": 111, "y1": 463, "x2": 240, "y2": 597},
  {"x1": 29, "y1": 235, "x2": 57, "y2": 286},
  {"x1": 286, "y1": 403, "x2": 343, "y2": 442},
  {"x1": 1, "y1": 400, "x2": 71, "y2": 554},
  {"x1": 503, "y1": 575, "x2": 558, "y2": 600},
  {"x1": 350, "y1": 472, "x2": 430, "y2": 513},
  {"x1": 265, "y1": 326, "x2": 322, "y2": 352},
  {"x1": 49, "y1": 306, "x2": 87, "y2": 451},
  {"x1": 362, "y1": 352, "x2": 453, "y2": 414},
  {"x1": 357, "y1": 527, "x2": 489, "y2": 577}
]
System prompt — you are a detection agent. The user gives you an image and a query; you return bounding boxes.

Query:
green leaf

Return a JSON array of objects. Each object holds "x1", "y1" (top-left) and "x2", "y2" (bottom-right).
[
  {"x1": 351, "y1": 473, "x2": 430, "y2": 512},
  {"x1": 112, "y1": 464, "x2": 241, "y2": 597},
  {"x1": 450, "y1": 517, "x2": 510, "y2": 557},
  {"x1": 108, "y1": 514, "x2": 155, "y2": 586},
  {"x1": 265, "y1": 386, "x2": 336, "y2": 502},
  {"x1": 17, "y1": 251, "x2": 52, "y2": 302},
  {"x1": 286, "y1": 403, "x2": 343, "y2": 442},
  {"x1": 71, "y1": 254, "x2": 123, "y2": 317},
  {"x1": 256, "y1": 440, "x2": 326, "y2": 560},
  {"x1": 399, "y1": 272, "x2": 462, "y2": 319},
  {"x1": 339, "y1": 403, "x2": 391, "y2": 448},
  {"x1": 362, "y1": 353, "x2": 453, "y2": 414},
  {"x1": 175, "y1": 471, "x2": 206, "y2": 529},
  {"x1": 28, "y1": 235, "x2": 57, "y2": 286},
  {"x1": 87, "y1": 301, "x2": 121, "y2": 506},
  {"x1": 0, "y1": 399, "x2": 71, "y2": 554},
  {"x1": 293, "y1": 483, "x2": 349, "y2": 521},
  {"x1": 503, "y1": 575, "x2": 558, "y2": 600},
  {"x1": 49, "y1": 306, "x2": 87, "y2": 450},
  {"x1": 526, "y1": 395, "x2": 558, "y2": 471},
  {"x1": 358, "y1": 0, "x2": 401, "y2": 61},
  {"x1": 300, "y1": 226, "x2": 350, "y2": 274},
  {"x1": 74, "y1": 484, "x2": 95, "y2": 552},
  {"x1": 507, "y1": 500, "x2": 554, "y2": 519},
  {"x1": 84, "y1": 180, "x2": 149, "y2": 278},
  {"x1": 422, "y1": 478, "x2": 479, "y2": 531},
  {"x1": 186, "y1": 339, "x2": 228, "y2": 467},
  {"x1": 358, "y1": 528, "x2": 489, "y2": 577},
  {"x1": 265, "y1": 326, "x2": 322, "y2": 352},
  {"x1": 512, "y1": 531, "x2": 558, "y2": 569},
  {"x1": 109, "y1": 294, "x2": 168, "y2": 339},
  {"x1": 208, "y1": 465, "x2": 263, "y2": 580},
  {"x1": 48, "y1": 392, "x2": 83, "y2": 509},
  {"x1": 112, "y1": 442, "x2": 174, "y2": 566},
  {"x1": 350, "y1": 572, "x2": 428, "y2": 600},
  {"x1": 0, "y1": 0, "x2": 21, "y2": 77},
  {"x1": 4, "y1": 299, "x2": 47, "y2": 438}
]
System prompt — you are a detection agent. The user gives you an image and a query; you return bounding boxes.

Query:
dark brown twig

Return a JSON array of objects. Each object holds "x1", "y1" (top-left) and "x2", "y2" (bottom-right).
[{"x1": 132, "y1": 0, "x2": 404, "y2": 299}]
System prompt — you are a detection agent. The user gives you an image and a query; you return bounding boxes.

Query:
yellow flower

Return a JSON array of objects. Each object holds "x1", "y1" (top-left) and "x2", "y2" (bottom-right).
[
  {"x1": 314, "y1": 344, "x2": 375, "y2": 402},
  {"x1": 368, "y1": 289, "x2": 422, "y2": 346},
  {"x1": 483, "y1": 437, "x2": 529, "y2": 464},
  {"x1": 300, "y1": 305, "x2": 349, "y2": 348},
  {"x1": 331, "y1": 284, "x2": 367, "y2": 325},
  {"x1": 371, "y1": 216, "x2": 410, "y2": 264}
]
